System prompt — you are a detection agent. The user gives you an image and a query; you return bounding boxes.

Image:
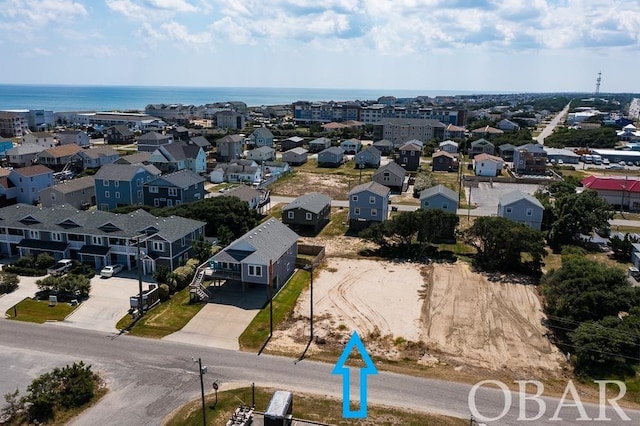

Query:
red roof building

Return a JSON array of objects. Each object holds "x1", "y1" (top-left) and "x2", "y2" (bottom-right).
[{"x1": 580, "y1": 175, "x2": 640, "y2": 210}]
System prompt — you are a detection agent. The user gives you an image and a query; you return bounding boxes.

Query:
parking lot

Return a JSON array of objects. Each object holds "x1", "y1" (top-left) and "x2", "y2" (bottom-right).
[{"x1": 462, "y1": 182, "x2": 542, "y2": 216}]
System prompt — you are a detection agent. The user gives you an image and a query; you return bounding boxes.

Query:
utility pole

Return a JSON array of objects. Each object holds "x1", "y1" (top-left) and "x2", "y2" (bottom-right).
[
  {"x1": 137, "y1": 235, "x2": 144, "y2": 317},
  {"x1": 304, "y1": 264, "x2": 315, "y2": 341},
  {"x1": 467, "y1": 181, "x2": 473, "y2": 220},
  {"x1": 194, "y1": 358, "x2": 207, "y2": 426}
]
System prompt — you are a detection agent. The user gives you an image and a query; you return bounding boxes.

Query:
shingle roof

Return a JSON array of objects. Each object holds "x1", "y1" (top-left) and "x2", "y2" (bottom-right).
[
  {"x1": 95, "y1": 163, "x2": 159, "y2": 181},
  {"x1": 217, "y1": 134, "x2": 244, "y2": 144},
  {"x1": 138, "y1": 131, "x2": 172, "y2": 141},
  {"x1": 284, "y1": 147, "x2": 308, "y2": 155},
  {"x1": 77, "y1": 146, "x2": 119, "y2": 159},
  {"x1": 251, "y1": 127, "x2": 273, "y2": 138},
  {"x1": 212, "y1": 218, "x2": 298, "y2": 265},
  {"x1": 432, "y1": 151, "x2": 455, "y2": 159},
  {"x1": 398, "y1": 142, "x2": 422, "y2": 151},
  {"x1": 41, "y1": 144, "x2": 83, "y2": 158},
  {"x1": 473, "y1": 153, "x2": 502, "y2": 162},
  {"x1": 498, "y1": 190, "x2": 544, "y2": 209},
  {"x1": 374, "y1": 118, "x2": 446, "y2": 128},
  {"x1": 373, "y1": 139, "x2": 393, "y2": 147},
  {"x1": 117, "y1": 151, "x2": 152, "y2": 164},
  {"x1": 225, "y1": 185, "x2": 261, "y2": 203},
  {"x1": 108, "y1": 125, "x2": 133, "y2": 136},
  {"x1": 319, "y1": 146, "x2": 344, "y2": 156},
  {"x1": 11, "y1": 164, "x2": 53, "y2": 177},
  {"x1": 7, "y1": 144, "x2": 45, "y2": 156},
  {"x1": 356, "y1": 146, "x2": 381, "y2": 158},
  {"x1": 146, "y1": 169, "x2": 205, "y2": 189},
  {"x1": 471, "y1": 138, "x2": 494, "y2": 147},
  {"x1": 373, "y1": 161, "x2": 406, "y2": 178},
  {"x1": 0, "y1": 203, "x2": 204, "y2": 242},
  {"x1": 253, "y1": 146, "x2": 275, "y2": 154},
  {"x1": 189, "y1": 136, "x2": 211, "y2": 148},
  {"x1": 419, "y1": 184, "x2": 458, "y2": 202},
  {"x1": 349, "y1": 181, "x2": 390, "y2": 197},
  {"x1": 46, "y1": 176, "x2": 95, "y2": 194},
  {"x1": 282, "y1": 192, "x2": 331, "y2": 214}
]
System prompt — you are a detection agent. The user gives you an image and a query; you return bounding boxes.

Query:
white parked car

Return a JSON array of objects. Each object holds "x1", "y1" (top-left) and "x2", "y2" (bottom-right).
[{"x1": 100, "y1": 264, "x2": 124, "y2": 278}]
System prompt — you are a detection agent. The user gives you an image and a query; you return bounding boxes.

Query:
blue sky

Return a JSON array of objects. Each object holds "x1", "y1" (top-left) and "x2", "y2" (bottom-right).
[{"x1": 1, "y1": 0, "x2": 639, "y2": 93}]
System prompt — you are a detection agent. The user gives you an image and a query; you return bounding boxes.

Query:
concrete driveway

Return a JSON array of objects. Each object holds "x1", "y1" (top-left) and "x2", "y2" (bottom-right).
[
  {"x1": 0, "y1": 275, "x2": 39, "y2": 318},
  {"x1": 163, "y1": 281, "x2": 267, "y2": 350},
  {"x1": 48, "y1": 274, "x2": 142, "y2": 334}
]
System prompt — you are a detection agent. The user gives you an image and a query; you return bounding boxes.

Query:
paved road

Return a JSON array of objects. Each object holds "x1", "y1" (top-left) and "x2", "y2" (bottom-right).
[
  {"x1": 1, "y1": 321, "x2": 638, "y2": 425},
  {"x1": 537, "y1": 103, "x2": 571, "y2": 144}
]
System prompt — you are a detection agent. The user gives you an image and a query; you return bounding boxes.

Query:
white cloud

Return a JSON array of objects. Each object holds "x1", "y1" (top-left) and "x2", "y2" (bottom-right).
[
  {"x1": 33, "y1": 47, "x2": 53, "y2": 56},
  {"x1": 140, "y1": 21, "x2": 211, "y2": 44},
  {"x1": 0, "y1": 0, "x2": 87, "y2": 26},
  {"x1": 105, "y1": 0, "x2": 147, "y2": 20},
  {"x1": 143, "y1": 0, "x2": 197, "y2": 13}
]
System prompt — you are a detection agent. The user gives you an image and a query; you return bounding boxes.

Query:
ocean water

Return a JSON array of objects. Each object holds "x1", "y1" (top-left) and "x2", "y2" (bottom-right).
[{"x1": 0, "y1": 84, "x2": 490, "y2": 112}]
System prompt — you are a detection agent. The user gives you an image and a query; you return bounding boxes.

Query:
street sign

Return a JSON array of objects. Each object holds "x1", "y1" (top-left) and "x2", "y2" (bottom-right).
[{"x1": 212, "y1": 381, "x2": 218, "y2": 390}]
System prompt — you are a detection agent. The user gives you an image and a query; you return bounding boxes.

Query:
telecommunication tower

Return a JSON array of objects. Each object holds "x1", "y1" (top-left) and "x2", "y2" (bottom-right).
[{"x1": 595, "y1": 72, "x2": 602, "y2": 97}]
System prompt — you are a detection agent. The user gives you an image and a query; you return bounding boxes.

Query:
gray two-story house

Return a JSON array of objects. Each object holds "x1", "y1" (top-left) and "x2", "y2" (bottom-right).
[
  {"x1": 348, "y1": 181, "x2": 390, "y2": 230},
  {"x1": 0, "y1": 203, "x2": 206, "y2": 272},
  {"x1": 372, "y1": 161, "x2": 406, "y2": 193},
  {"x1": 143, "y1": 169, "x2": 206, "y2": 208},
  {"x1": 95, "y1": 163, "x2": 161, "y2": 211},
  {"x1": 208, "y1": 218, "x2": 299, "y2": 291},
  {"x1": 497, "y1": 190, "x2": 544, "y2": 230},
  {"x1": 282, "y1": 192, "x2": 331, "y2": 235}
]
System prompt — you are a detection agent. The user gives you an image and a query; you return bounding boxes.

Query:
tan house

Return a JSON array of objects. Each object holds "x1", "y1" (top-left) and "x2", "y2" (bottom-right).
[
  {"x1": 36, "y1": 144, "x2": 83, "y2": 171},
  {"x1": 39, "y1": 176, "x2": 95, "y2": 209}
]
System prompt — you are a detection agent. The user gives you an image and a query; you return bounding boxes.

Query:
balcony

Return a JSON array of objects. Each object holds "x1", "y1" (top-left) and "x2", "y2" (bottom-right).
[{"x1": 209, "y1": 267, "x2": 242, "y2": 280}]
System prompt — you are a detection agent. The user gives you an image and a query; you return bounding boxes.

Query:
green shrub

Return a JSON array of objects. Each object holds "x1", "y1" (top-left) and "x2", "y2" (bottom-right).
[
  {"x1": 0, "y1": 271, "x2": 19, "y2": 294},
  {"x1": 158, "y1": 284, "x2": 170, "y2": 301}
]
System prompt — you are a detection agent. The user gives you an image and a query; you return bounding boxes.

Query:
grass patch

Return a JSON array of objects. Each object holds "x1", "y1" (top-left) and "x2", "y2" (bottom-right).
[
  {"x1": 318, "y1": 208, "x2": 349, "y2": 237},
  {"x1": 115, "y1": 286, "x2": 205, "y2": 338},
  {"x1": 163, "y1": 386, "x2": 467, "y2": 426},
  {"x1": 238, "y1": 269, "x2": 308, "y2": 351},
  {"x1": 6, "y1": 298, "x2": 76, "y2": 323},
  {"x1": 295, "y1": 159, "x2": 376, "y2": 178},
  {"x1": 431, "y1": 172, "x2": 462, "y2": 192}
]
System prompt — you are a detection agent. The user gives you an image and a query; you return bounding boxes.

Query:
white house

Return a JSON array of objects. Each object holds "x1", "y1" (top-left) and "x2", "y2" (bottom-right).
[
  {"x1": 473, "y1": 153, "x2": 504, "y2": 177},
  {"x1": 439, "y1": 140, "x2": 458, "y2": 154}
]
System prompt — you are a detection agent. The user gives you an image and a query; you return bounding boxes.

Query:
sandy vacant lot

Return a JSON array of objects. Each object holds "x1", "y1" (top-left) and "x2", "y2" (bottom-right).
[
  {"x1": 271, "y1": 259, "x2": 563, "y2": 373},
  {"x1": 422, "y1": 262, "x2": 563, "y2": 371}
]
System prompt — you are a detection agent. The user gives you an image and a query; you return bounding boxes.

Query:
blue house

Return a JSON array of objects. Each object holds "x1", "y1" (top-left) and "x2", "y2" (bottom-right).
[
  {"x1": 348, "y1": 181, "x2": 390, "y2": 229},
  {"x1": 419, "y1": 184, "x2": 458, "y2": 214},
  {"x1": 8, "y1": 165, "x2": 54, "y2": 205},
  {"x1": 497, "y1": 190, "x2": 544, "y2": 230},
  {"x1": 208, "y1": 218, "x2": 299, "y2": 291},
  {"x1": 340, "y1": 138, "x2": 362, "y2": 154},
  {"x1": 143, "y1": 169, "x2": 206, "y2": 208},
  {"x1": 95, "y1": 163, "x2": 161, "y2": 211},
  {"x1": 248, "y1": 127, "x2": 274, "y2": 148}
]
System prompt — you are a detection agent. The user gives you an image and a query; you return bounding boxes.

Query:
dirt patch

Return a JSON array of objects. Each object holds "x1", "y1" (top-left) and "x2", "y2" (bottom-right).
[
  {"x1": 271, "y1": 173, "x2": 360, "y2": 200},
  {"x1": 268, "y1": 258, "x2": 564, "y2": 376},
  {"x1": 421, "y1": 262, "x2": 564, "y2": 372}
]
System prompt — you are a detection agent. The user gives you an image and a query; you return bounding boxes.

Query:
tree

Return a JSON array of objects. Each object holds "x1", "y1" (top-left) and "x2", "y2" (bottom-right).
[
  {"x1": 542, "y1": 258, "x2": 640, "y2": 323},
  {"x1": 569, "y1": 320, "x2": 630, "y2": 376},
  {"x1": 609, "y1": 233, "x2": 640, "y2": 261},
  {"x1": 415, "y1": 209, "x2": 459, "y2": 244},
  {"x1": 0, "y1": 271, "x2": 19, "y2": 294},
  {"x1": 548, "y1": 190, "x2": 613, "y2": 250},
  {"x1": 191, "y1": 235, "x2": 214, "y2": 263},
  {"x1": 462, "y1": 216, "x2": 546, "y2": 273}
]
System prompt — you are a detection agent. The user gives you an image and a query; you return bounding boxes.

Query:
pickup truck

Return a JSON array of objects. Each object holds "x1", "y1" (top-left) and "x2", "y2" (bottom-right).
[{"x1": 47, "y1": 259, "x2": 74, "y2": 276}]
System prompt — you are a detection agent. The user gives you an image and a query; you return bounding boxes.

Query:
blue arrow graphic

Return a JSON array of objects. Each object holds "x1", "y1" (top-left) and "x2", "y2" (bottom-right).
[{"x1": 332, "y1": 331, "x2": 378, "y2": 418}]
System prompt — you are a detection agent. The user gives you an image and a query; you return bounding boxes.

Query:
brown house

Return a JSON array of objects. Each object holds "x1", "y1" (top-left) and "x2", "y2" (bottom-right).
[{"x1": 431, "y1": 151, "x2": 458, "y2": 172}]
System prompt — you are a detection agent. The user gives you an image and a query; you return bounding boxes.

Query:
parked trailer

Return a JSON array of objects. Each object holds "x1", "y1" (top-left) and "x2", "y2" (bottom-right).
[{"x1": 264, "y1": 391, "x2": 293, "y2": 426}]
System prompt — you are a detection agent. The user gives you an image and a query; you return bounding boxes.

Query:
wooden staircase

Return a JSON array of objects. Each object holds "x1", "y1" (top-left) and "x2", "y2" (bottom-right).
[{"x1": 189, "y1": 266, "x2": 211, "y2": 302}]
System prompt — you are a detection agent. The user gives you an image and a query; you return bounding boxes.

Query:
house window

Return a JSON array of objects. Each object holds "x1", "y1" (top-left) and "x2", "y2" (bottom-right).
[
  {"x1": 442, "y1": 203, "x2": 448, "y2": 209},
  {"x1": 352, "y1": 195, "x2": 358, "y2": 202},
  {"x1": 354, "y1": 207, "x2": 360, "y2": 215},
  {"x1": 51, "y1": 232, "x2": 63, "y2": 242},
  {"x1": 150, "y1": 186, "x2": 159, "y2": 193},
  {"x1": 114, "y1": 181, "x2": 119, "y2": 187},
  {"x1": 526, "y1": 208, "x2": 533, "y2": 216},
  {"x1": 306, "y1": 212, "x2": 312, "y2": 221},
  {"x1": 369, "y1": 196, "x2": 375, "y2": 204},
  {"x1": 29, "y1": 230, "x2": 39, "y2": 239},
  {"x1": 168, "y1": 188, "x2": 177, "y2": 197},
  {"x1": 92, "y1": 236, "x2": 103, "y2": 245},
  {"x1": 286, "y1": 262, "x2": 291, "y2": 271},
  {"x1": 288, "y1": 211, "x2": 294, "y2": 219},
  {"x1": 137, "y1": 190, "x2": 142, "y2": 198},
  {"x1": 423, "y1": 201, "x2": 430, "y2": 207},
  {"x1": 181, "y1": 237, "x2": 186, "y2": 246},
  {"x1": 152, "y1": 241, "x2": 164, "y2": 251},
  {"x1": 103, "y1": 180, "x2": 109, "y2": 186},
  {"x1": 383, "y1": 172, "x2": 390, "y2": 182},
  {"x1": 505, "y1": 207, "x2": 513, "y2": 213},
  {"x1": 115, "y1": 191, "x2": 120, "y2": 199},
  {"x1": 167, "y1": 200, "x2": 173, "y2": 206},
  {"x1": 371, "y1": 209, "x2": 377, "y2": 216},
  {"x1": 154, "y1": 199, "x2": 160, "y2": 207},
  {"x1": 248, "y1": 264, "x2": 262, "y2": 277},
  {"x1": 105, "y1": 191, "x2": 110, "y2": 198}
]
